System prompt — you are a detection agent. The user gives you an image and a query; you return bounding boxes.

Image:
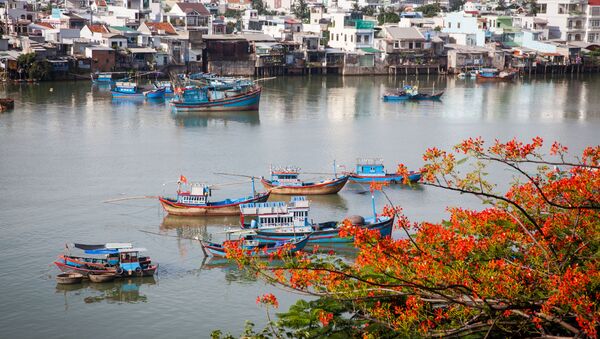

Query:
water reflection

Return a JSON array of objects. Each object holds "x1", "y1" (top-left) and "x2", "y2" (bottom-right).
[
  {"x1": 161, "y1": 215, "x2": 240, "y2": 230},
  {"x1": 55, "y1": 277, "x2": 156, "y2": 307},
  {"x1": 170, "y1": 110, "x2": 260, "y2": 127}
]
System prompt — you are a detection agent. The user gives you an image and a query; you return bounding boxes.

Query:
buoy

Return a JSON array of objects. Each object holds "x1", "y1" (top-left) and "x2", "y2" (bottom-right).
[{"x1": 49, "y1": 88, "x2": 53, "y2": 92}]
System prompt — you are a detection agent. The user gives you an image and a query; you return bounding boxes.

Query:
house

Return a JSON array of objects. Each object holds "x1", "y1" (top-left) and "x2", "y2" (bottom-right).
[
  {"x1": 535, "y1": 0, "x2": 588, "y2": 41},
  {"x1": 446, "y1": 44, "x2": 491, "y2": 72},
  {"x1": 105, "y1": 0, "x2": 163, "y2": 26},
  {"x1": 165, "y1": 2, "x2": 211, "y2": 33},
  {"x1": 202, "y1": 34, "x2": 255, "y2": 75},
  {"x1": 109, "y1": 26, "x2": 142, "y2": 45},
  {"x1": 137, "y1": 21, "x2": 178, "y2": 48},
  {"x1": 376, "y1": 26, "x2": 444, "y2": 67},
  {"x1": 328, "y1": 12, "x2": 377, "y2": 52},
  {"x1": 226, "y1": 0, "x2": 252, "y2": 10},
  {"x1": 85, "y1": 45, "x2": 116, "y2": 71},
  {"x1": 442, "y1": 11, "x2": 487, "y2": 46}
]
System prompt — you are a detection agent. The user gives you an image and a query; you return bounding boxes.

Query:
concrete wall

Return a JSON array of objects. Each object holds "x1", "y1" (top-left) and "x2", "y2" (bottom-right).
[{"x1": 207, "y1": 60, "x2": 255, "y2": 76}]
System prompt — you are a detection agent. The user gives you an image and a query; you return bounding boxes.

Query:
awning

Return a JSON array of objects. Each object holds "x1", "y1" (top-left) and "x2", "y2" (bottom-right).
[
  {"x1": 360, "y1": 47, "x2": 383, "y2": 54},
  {"x1": 128, "y1": 47, "x2": 157, "y2": 54}
]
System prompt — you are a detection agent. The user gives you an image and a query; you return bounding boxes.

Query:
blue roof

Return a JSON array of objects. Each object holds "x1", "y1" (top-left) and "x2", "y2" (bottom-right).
[{"x1": 84, "y1": 249, "x2": 119, "y2": 255}]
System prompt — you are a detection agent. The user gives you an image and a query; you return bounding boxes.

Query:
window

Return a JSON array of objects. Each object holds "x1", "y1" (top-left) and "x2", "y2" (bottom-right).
[
  {"x1": 364, "y1": 35, "x2": 369, "y2": 43},
  {"x1": 458, "y1": 23, "x2": 461, "y2": 29},
  {"x1": 393, "y1": 40, "x2": 399, "y2": 48},
  {"x1": 448, "y1": 22, "x2": 452, "y2": 29},
  {"x1": 539, "y1": 3, "x2": 547, "y2": 13},
  {"x1": 592, "y1": 7, "x2": 600, "y2": 16},
  {"x1": 591, "y1": 20, "x2": 600, "y2": 27},
  {"x1": 415, "y1": 42, "x2": 422, "y2": 48}
]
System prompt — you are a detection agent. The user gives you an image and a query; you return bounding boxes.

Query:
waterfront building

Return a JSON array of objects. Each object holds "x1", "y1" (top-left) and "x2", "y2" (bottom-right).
[
  {"x1": 165, "y1": 2, "x2": 212, "y2": 34},
  {"x1": 328, "y1": 11, "x2": 376, "y2": 52},
  {"x1": 442, "y1": 11, "x2": 487, "y2": 46},
  {"x1": 535, "y1": 0, "x2": 586, "y2": 41}
]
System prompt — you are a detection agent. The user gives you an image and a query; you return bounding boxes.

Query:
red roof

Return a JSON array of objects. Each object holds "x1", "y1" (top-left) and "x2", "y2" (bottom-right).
[
  {"x1": 35, "y1": 22, "x2": 55, "y2": 29},
  {"x1": 143, "y1": 22, "x2": 177, "y2": 35},
  {"x1": 95, "y1": 0, "x2": 107, "y2": 6},
  {"x1": 590, "y1": 0, "x2": 600, "y2": 5},
  {"x1": 226, "y1": 0, "x2": 251, "y2": 4},
  {"x1": 87, "y1": 24, "x2": 109, "y2": 33},
  {"x1": 175, "y1": 2, "x2": 210, "y2": 15}
]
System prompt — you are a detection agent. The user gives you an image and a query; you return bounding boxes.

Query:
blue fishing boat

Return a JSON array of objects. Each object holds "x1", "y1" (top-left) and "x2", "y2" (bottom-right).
[
  {"x1": 476, "y1": 68, "x2": 518, "y2": 81},
  {"x1": 383, "y1": 85, "x2": 443, "y2": 101},
  {"x1": 348, "y1": 158, "x2": 421, "y2": 183},
  {"x1": 170, "y1": 78, "x2": 261, "y2": 112},
  {"x1": 198, "y1": 229, "x2": 310, "y2": 258},
  {"x1": 240, "y1": 196, "x2": 394, "y2": 243},
  {"x1": 144, "y1": 87, "x2": 165, "y2": 99},
  {"x1": 54, "y1": 243, "x2": 158, "y2": 277},
  {"x1": 92, "y1": 72, "x2": 114, "y2": 83},
  {"x1": 158, "y1": 176, "x2": 270, "y2": 216},
  {"x1": 153, "y1": 81, "x2": 174, "y2": 95},
  {"x1": 111, "y1": 81, "x2": 144, "y2": 98}
]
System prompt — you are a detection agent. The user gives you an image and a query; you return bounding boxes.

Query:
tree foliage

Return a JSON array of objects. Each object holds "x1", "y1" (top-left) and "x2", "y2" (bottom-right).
[
  {"x1": 415, "y1": 3, "x2": 442, "y2": 17},
  {"x1": 17, "y1": 53, "x2": 52, "y2": 80},
  {"x1": 291, "y1": 0, "x2": 309, "y2": 22},
  {"x1": 223, "y1": 138, "x2": 600, "y2": 338},
  {"x1": 377, "y1": 9, "x2": 400, "y2": 25}
]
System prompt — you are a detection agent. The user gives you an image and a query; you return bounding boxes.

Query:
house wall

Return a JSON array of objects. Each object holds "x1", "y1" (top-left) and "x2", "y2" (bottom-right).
[{"x1": 87, "y1": 49, "x2": 116, "y2": 71}]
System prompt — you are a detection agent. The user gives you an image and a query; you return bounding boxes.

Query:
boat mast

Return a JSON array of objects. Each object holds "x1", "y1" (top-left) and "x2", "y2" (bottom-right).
[
  {"x1": 333, "y1": 160, "x2": 337, "y2": 179},
  {"x1": 251, "y1": 177, "x2": 256, "y2": 196},
  {"x1": 371, "y1": 189, "x2": 377, "y2": 221}
]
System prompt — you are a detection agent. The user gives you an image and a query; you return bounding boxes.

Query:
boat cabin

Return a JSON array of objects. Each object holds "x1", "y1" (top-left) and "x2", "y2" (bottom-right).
[
  {"x1": 477, "y1": 68, "x2": 499, "y2": 77},
  {"x1": 270, "y1": 166, "x2": 302, "y2": 185},
  {"x1": 177, "y1": 183, "x2": 211, "y2": 205},
  {"x1": 356, "y1": 158, "x2": 387, "y2": 176},
  {"x1": 113, "y1": 81, "x2": 138, "y2": 93},
  {"x1": 240, "y1": 196, "x2": 311, "y2": 231},
  {"x1": 97, "y1": 72, "x2": 113, "y2": 82},
  {"x1": 118, "y1": 248, "x2": 146, "y2": 272}
]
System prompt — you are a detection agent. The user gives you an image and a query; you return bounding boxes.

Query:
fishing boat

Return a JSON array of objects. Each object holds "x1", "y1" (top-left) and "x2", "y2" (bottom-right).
[
  {"x1": 475, "y1": 68, "x2": 518, "y2": 81},
  {"x1": 54, "y1": 243, "x2": 158, "y2": 277},
  {"x1": 261, "y1": 166, "x2": 349, "y2": 195},
  {"x1": 56, "y1": 272, "x2": 84, "y2": 284},
  {"x1": 240, "y1": 196, "x2": 394, "y2": 243},
  {"x1": 198, "y1": 229, "x2": 310, "y2": 258},
  {"x1": 383, "y1": 85, "x2": 444, "y2": 101},
  {"x1": 457, "y1": 71, "x2": 477, "y2": 79},
  {"x1": 348, "y1": 158, "x2": 421, "y2": 183},
  {"x1": 143, "y1": 87, "x2": 165, "y2": 99},
  {"x1": 153, "y1": 81, "x2": 174, "y2": 95},
  {"x1": 111, "y1": 81, "x2": 144, "y2": 98},
  {"x1": 170, "y1": 77, "x2": 261, "y2": 112},
  {"x1": 159, "y1": 176, "x2": 270, "y2": 216},
  {"x1": 91, "y1": 72, "x2": 114, "y2": 83}
]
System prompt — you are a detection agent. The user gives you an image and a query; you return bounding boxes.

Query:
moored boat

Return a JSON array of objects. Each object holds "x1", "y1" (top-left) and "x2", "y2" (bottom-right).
[
  {"x1": 383, "y1": 85, "x2": 443, "y2": 101},
  {"x1": 158, "y1": 176, "x2": 270, "y2": 216},
  {"x1": 54, "y1": 243, "x2": 158, "y2": 277},
  {"x1": 476, "y1": 68, "x2": 518, "y2": 81},
  {"x1": 170, "y1": 77, "x2": 261, "y2": 112},
  {"x1": 56, "y1": 272, "x2": 84, "y2": 284},
  {"x1": 144, "y1": 87, "x2": 165, "y2": 99},
  {"x1": 348, "y1": 158, "x2": 421, "y2": 183},
  {"x1": 89, "y1": 272, "x2": 117, "y2": 283},
  {"x1": 92, "y1": 72, "x2": 114, "y2": 83},
  {"x1": 111, "y1": 81, "x2": 144, "y2": 98},
  {"x1": 261, "y1": 166, "x2": 348, "y2": 195},
  {"x1": 240, "y1": 196, "x2": 394, "y2": 243},
  {"x1": 198, "y1": 229, "x2": 310, "y2": 258}
]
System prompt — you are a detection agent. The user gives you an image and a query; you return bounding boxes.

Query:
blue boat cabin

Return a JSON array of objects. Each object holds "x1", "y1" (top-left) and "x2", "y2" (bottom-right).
[{"x1": 356, "y1": 158, "x2": 387, "y2": 176}]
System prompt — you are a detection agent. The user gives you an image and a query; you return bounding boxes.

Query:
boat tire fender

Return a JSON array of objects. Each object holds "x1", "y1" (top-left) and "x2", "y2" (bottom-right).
[
  {"x1": 135, "y1": 267, "x2": 143, "y2": 276},
  {"x1": 116, "y1": 267, "x2": 124, "y2": 275}
]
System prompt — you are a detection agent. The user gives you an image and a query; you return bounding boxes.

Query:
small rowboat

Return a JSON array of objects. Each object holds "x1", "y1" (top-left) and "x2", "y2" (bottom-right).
[
  {"x1": 56, "y1": 272, "x2": 84, "y2": 284},
  {"x1": 89, "y1": 272, "x2": 117, "y2": 283}
]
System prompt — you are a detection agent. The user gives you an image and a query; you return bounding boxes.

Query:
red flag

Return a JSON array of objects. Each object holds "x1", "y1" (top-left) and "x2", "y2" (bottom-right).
[{"x1": 179, "y1": 175, "x2": 188, "y2": 184}]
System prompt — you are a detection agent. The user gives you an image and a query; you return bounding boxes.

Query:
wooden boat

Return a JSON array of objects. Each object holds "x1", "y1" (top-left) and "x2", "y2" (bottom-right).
[
  {"x1": 56, "y1": 272, "x2": 84, "y2": 284},
  {"x1": 89, "y1": 272, "x2": 117, "y2": 283},
  {"x1": 159, "y1": 177, "x2": 270, "y2": 216},
  {"x1": 383, "y1": 85, "x2": 443, "y2": 101},
  {"x1": 154, "y1": 81, "x2": 174, "y2": 95},
  {"x1": 144, "y1": 87, "x2": 165, "y2": 99},
  {"x1": 261, "y1": 166, "x2": 348, "y2": 195},
  {"x1": 476, "y1": 68, "x2": 518, "y2": 81},
  {"x1": 54, "y1": 243, "x2": 158, "y2": 277},
  {"x1": 199, "y1": 229, "x2": 311, "y2": 257},
  {"x1": 348, "y1": 158, "x2": 421, "y2": 183},
  {"x1": 171, "y1": 77, "x2": 261, "y2": 112},
  {"x1": 92, "y1": 72, "x2": 114, "y2": 83},
  {"x1": 111, "y1": 81, "x2": 144, "y2": 98},
  {"x1": 240, "y1": 196, "x2": 394, "y2": 243}
]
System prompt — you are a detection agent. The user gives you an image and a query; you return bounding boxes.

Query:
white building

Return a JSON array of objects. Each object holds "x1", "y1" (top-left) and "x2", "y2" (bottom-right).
[
  {"x1": 328, "y1": 12, "x2": 376, "y2": 51},
  {"x1": 536, "y1": 0, "x2": 586, "y2": 41},
  {"x1": 442, "y1": 11, "x2": 486, "y2": 46}
]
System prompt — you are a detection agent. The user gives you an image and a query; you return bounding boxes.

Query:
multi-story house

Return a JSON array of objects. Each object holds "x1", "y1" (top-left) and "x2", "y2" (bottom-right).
[
  {"x1": 536, "y1": 0, "x2": 586, "y2": 41},
  {"x1": 442, "y1": 11, "x2": 486, "y2": 46},
  {"x1": 328, "y1": 12, "x2": 376, "y2": 52},
  {"x1": 164, "y1": 2, "x2": 211, "y2": 33},
  {"x1": 585, "y1": 0, "x2": 600, "y2": 42}
]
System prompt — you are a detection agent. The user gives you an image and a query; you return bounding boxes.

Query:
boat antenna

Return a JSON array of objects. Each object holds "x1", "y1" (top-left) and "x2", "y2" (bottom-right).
[
  {"x1": 333, "y1": 160, "x2": 337, "y2": 179},
  {"x1": 251, "y1": 176, "x2": 256, "y2": 196},
  {"x1": 370, "y1": 185, "x2": 377, "y2": 221}
]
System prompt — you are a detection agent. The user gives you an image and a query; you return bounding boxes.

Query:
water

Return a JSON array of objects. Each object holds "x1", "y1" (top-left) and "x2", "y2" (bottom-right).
[{"x1": 0, "y1": 75, "x2": 598, "y2": 337}]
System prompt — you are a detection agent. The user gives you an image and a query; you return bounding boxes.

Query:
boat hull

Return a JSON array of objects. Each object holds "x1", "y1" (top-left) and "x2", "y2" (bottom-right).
[
  {"x1": 144, "y1": 88, "x2": 165, "y2": 99},
  {"x1": 111, "y1": 91, "x2": 144, "y2": 99},
  {"x1": 200, "y1": 235, "x2": 310, "y2": 257},
  {"x1": 171, "y1": 88, "x2": 261, "y2": 112},
  {"x1": 349, "y1": 172, "x2": 421, "y2": 183},
  {"x1": 158, "y1": 192, "x2": 270, "y2": 216},
  {"x1": 255, "y1": 217, "x2": 394, "y2": 243},
  {"x1": 54, "y1": 260, "x2": 158, "y2": 277},
  {"x1": 383, "y1": 92, "x2": 443, "y2": 101},
  {"x1": 261, "y1": 176, "x2": 348, "y2": 195}
]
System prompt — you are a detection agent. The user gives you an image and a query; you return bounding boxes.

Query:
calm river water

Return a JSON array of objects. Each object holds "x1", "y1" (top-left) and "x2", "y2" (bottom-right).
[{"x1": 0, "y1": 75, "x2": 599, "y2": 338}]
